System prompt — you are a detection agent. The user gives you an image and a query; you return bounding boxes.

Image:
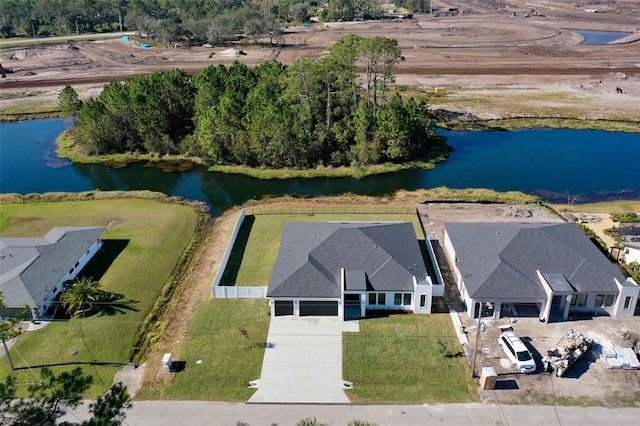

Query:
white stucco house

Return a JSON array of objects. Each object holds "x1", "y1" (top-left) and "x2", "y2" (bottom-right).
[
  {"x1": 623, "y1": 244, "x2": 640, "y2": 265},
  {"x1": 0, "y1": 227, "x2": 106, "y2": 319},
  {"x1": 619, "y1": 222, "x2": 640, "y2": 265},
  {"x1": 267, "y1": 222, "x2": 440, "y2": 319},
  {"x1": 444, "y1": 222, "x2": 639, "y2": 322}
]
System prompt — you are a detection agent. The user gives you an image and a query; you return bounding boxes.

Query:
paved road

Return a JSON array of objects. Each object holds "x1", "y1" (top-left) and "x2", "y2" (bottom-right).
[{"x1": 61, "y1": 401, "x2": 640, "y2": 425}]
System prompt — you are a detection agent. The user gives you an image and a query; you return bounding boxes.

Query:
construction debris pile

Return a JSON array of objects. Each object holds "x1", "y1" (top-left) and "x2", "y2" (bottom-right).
[
  {"x1": 603, "y1": 347, "x2": 640, "y2": 370},
  {"x1": 542, "y1": 329, "x2": 593, "y2": 377}
]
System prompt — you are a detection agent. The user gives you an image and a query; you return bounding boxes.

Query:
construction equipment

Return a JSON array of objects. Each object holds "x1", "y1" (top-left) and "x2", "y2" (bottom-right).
[{"x1": 542, "y1": 329, "x2": 593, "y2": 377}]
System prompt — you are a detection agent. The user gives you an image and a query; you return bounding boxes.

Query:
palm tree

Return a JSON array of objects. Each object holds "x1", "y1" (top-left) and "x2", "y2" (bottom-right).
[{"x1": 61, "y1": 277, "x2": 103, "y2": 317}]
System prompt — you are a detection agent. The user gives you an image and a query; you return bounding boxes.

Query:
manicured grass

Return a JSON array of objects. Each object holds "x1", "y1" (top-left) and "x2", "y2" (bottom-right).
[
  {"x1": 135, "y1": 299, "x2": 270, "y2": 401},
  {"x1": 0, "y1": 199, "x2": 199, "y2": 397},
  {"x1": 221, "y1": 210, "x2": 424, "y2": 287},
  {"x1": 343, "y1": 313, "x2": 478, "y2": 403}
]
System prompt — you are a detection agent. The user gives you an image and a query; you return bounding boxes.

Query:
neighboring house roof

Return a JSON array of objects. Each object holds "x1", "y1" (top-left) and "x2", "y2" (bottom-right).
[
  {"x1": 445, "y1": 222, "x2": 625, "y2": 301},
  {"x1": 0, "y1": 227, "x2": 106, "y2": 308},
  {"x1": 268, "y1": 222, "x2": 427, "y2": 298},
  {"x1": 619, "y1": 222, "x2": 640, "y2": 250}
]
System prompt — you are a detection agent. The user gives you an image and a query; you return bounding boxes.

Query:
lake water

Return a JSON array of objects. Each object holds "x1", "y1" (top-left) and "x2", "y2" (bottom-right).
[
  {"x1": 1, "y1": 119, "x2": 639, "y2": 214},
  {"x1": 576, "y1": 31, "x2": 629, "y2": 45}
]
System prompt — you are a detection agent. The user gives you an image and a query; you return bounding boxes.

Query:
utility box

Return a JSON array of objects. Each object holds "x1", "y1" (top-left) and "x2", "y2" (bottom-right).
[
  {"x1": 480, "y1": 366, "x2": 497, "y2": 390},
  {"x1": 162, "y1": 353, "x2": 173, "y2": 373}
]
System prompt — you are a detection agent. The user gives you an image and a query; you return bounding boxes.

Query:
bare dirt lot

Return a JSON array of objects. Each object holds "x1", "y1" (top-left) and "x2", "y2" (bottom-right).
[
  {"x1": 417, "y1": 201, "x2": 640, "y2": 406},
  {"x1": 1, "y1": 0, "x2": 639, "y2": 121}
]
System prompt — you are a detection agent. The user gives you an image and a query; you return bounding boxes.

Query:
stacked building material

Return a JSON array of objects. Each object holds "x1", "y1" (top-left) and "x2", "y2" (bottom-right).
[{"x1": 603, "y1": 347, "x2": 640, "y2": 370}]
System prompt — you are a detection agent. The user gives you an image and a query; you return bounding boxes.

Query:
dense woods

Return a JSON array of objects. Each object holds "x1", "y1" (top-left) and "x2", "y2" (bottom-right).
[
  {"x1": 1, "y1": 0, "x2": 431, "y2": 42},
  {"x1": 67, "y1": 34, "x2": 443, "y2": 169}
]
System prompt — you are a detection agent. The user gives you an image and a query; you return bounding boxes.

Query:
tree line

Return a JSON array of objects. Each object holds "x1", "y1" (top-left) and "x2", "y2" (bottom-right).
[
  {"x1": 63, "y1": 35, "x2": 444, "y2": 169},
  {"x1": 1, "y1": 0, "x2": 431, "y2": 42}
]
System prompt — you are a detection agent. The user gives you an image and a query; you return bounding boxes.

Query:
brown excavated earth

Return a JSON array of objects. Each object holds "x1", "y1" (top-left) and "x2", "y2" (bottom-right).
[{"x1": 1, "y1": 0, "x2": 639, "y2": 120}]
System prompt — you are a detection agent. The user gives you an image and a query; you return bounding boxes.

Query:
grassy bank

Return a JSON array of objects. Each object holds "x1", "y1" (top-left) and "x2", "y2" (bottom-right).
[
  {"x1": 437, "y1": 118, "x2": 640, "y2": 133},
  {"x1": 0, "y1": 197, "x2": 200, "y2": 397},
  {"x1": 209, "y1": 159, "x2": 445, "y2": 180},
  {"x1": 0, "y1": 105, "x2": 61, "y2": 122},
  {"x1": 548, "y1": 200, "x2": 640, "y2": 215},
  {"x1": 57, "y1": 130, "x2": 449, "y2": 178},
  {"x1": 422, "y1": 86, "x2": 640, "y2": 133},
  {"x1": 56, "y1": 130, "x2": 205, "y2": 171}
]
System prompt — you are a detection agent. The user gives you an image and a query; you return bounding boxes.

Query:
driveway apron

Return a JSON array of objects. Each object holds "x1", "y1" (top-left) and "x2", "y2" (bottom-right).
[{"x1": 248, "y1": 316, "x2": 359, "y2": 403}]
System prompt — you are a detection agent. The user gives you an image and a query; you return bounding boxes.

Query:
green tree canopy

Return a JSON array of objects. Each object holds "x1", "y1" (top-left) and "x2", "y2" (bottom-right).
[
  {"x1": 74, "y1": 35, "x2": 444, "y2": 169},
  {"x1": 58, "y1": 85, "x2": 83, "y2": 125},
  {"x1": 61, "y1": 277, "x2": 103, "y2": 317},
  {"x1": 0, "y1": 367, "x2": 131, "y2": 426}
]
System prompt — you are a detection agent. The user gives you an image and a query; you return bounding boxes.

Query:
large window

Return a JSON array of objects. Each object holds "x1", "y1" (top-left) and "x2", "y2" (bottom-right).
[
  {"x1": 570, "y1": 294, "x2": 587, "y2": 307},
  {"x1": 394, "y1": 293, "x2": 402, "y2": 305},
  {"x1": 605, "y1": 294, "x2": 615, "y2": 307},
  {"x1": 369, "y1": 293, "x2": 387, "y2": 305},
  {"x1": 369, "y1": 293, "x2": 386, "y2": 305},
  {"x1": 595, "y1": 294, "x2": 615, "y2": 308},
  {"x1": 403, "y1": 293, "x2": 412, "y2": 306}
]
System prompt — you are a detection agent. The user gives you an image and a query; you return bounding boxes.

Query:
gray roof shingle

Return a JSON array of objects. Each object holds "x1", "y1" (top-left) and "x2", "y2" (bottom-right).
[
  {"x1": 444, "y1": 222, "x2": 624, "y2": 301},
  {"x1": 267, "y1": 222, "x2": 426, "y2": 298},
  {"x1": 0, "y1": 227, "x2": 106, "y2": 308}
]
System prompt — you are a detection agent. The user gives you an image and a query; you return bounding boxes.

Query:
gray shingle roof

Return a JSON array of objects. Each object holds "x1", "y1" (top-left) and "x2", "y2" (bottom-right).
[
  {"x1": 444, "y1": 222, "x2": 624, "y2": 301},
  {"x1": 267, "y1": 222, "x2": 426, "y2": 298},
  {"x1": 0, "y1": 227, "x2": 106, "y2": 308}
]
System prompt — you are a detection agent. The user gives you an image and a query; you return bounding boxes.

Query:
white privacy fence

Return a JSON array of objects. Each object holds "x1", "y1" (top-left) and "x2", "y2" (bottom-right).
[
  {"x1": 212, "y1": 286, "x2": 268, "y2": 299},
  {"x1": 211, "y1": 208, "x2": 267, "y2": 299}
]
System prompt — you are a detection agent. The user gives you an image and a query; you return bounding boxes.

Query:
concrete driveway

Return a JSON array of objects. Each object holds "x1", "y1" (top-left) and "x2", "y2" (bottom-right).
[{"x1": 248, "y1": 316, "x2": 359, "y2": 404}]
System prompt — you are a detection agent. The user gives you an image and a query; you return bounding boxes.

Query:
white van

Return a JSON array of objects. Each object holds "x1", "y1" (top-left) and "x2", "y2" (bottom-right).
[{"x1": 498, "y1": 325, "x2": 536, "y2": 374}]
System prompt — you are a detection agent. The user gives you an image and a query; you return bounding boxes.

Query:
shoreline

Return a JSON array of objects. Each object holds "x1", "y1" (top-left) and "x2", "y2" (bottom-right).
[{"x1": 55, "y1": 128, "x2": 452, "y2": 180}]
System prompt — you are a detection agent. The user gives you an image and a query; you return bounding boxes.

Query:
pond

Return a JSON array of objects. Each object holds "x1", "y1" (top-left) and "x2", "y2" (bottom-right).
[
  {"x1": 1, "y1": 120, "x2": 640, "y2": 214},
  {"x1": 575, "y1": 31, "x2": 630, "y2": 45}
]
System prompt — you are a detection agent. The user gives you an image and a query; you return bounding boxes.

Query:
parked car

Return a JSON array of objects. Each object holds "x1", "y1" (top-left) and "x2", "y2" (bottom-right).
[
  {"x1": 203, "y1": 43, "x2": 213, "y2": 48},
  {"x1": 498, "y1": 325, "x2": 536, "y2": 373}
]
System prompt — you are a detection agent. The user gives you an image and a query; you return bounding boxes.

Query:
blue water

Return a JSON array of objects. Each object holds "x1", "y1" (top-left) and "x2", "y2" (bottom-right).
[
  {"x1": 1, "y1": 120, "x2": 640, "y2": 213},
  {"x1": 576, "y1": 31, "x2": 629, "y2": 45}
]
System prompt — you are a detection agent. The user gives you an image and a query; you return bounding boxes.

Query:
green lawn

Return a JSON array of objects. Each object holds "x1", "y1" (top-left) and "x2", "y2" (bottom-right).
[
  {"x1": 221, "y1": 209, "x2": 424, "y2": 286},
  {"x1": 0, "y1": 199, "x2": 199, "y2": 397},
  {"x1": 135, "y1": 299, "x2": 270, "y2": 401},
  {"x1": 344, "y1": 313, "x2": 478, "y2": 403},
  {"x1": 133, "y1": 207, "x2": 474, "y2": 403}
]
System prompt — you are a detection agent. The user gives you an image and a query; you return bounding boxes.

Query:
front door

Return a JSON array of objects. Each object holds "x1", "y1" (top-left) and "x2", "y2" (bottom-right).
[{"x1": 344, "y1": 294, "x2": 361, "y2": 319}]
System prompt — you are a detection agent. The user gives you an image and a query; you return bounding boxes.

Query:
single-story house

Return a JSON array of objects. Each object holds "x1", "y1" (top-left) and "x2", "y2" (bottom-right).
[
  {"x1": 619, "y1": 222, "x2": 640, "y2": 265},
  {"x1": 267, "y1": 222, "x2": 436, "y2": 319},
  {"x1": 443, "y1": 222, "x2": 639, "y2": 322},
  {"x1": 0, "y1": 227, "x2": 106, "y2": 319},
  {"x1": 623, "y1": 243, "x2": 640, "y2": 265}
]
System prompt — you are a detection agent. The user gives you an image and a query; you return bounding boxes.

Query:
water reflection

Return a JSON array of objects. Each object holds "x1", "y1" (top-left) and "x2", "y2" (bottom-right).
[{"x1": 2, "y1": 120, "x2": 640, "y2": 214}]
